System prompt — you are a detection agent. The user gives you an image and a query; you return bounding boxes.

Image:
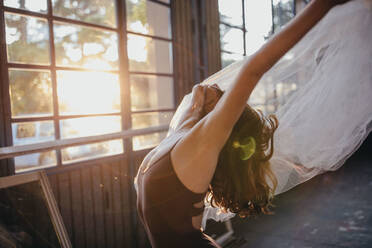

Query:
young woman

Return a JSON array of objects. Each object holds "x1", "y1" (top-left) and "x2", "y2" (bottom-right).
[{"x1": 135, "y1": 0, "x2": 352, "y2": 247}]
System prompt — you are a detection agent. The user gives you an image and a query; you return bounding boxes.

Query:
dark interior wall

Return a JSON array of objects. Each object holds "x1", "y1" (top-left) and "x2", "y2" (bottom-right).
[
  {"x1": 0, "y1": 66, "x2": 7, "y2": 177},
  {"x1": 0, "y1": 59, "x2": 13, "y2": 177},
  {"x1": 203, "y1": 0, "x2": 222, "y2": 76},
  {"x1": 47, "y1": 153, "x2": 143, "y2": 248},
  {"x1": 172, "y1": 0, "x2": 196, "y2": 104},
  {"x1": 46, "y1": 150, "x2": 151, "y2": 248},
  {"x1": 172, "y1": 0, "x2": 221, "y2": 105}
]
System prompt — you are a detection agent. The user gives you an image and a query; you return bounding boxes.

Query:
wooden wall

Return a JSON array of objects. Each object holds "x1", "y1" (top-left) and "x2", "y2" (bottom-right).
[
  {"x1": 47, "y1": 150, "x2": 150, "y2": 248},
  {"x1": 172, "y1": 0, "x2": 196, "y2": 104},
  {"x1": 172, "y1": 0, "x2": 221, "y2": 105},
  {"x1": 203, "y1": 0, "x2": 222, "y2": 76}
]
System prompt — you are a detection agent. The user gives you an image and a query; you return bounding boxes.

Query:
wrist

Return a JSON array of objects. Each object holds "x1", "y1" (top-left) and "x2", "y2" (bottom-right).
[{"x1": 311, "y1": 0, "x2": 334, "y2": 11}]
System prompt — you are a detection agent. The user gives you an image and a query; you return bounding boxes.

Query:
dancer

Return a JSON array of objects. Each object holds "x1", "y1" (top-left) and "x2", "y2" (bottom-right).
[{"x1": 135, "y1": 0, "x2": 354, "y2": 247}]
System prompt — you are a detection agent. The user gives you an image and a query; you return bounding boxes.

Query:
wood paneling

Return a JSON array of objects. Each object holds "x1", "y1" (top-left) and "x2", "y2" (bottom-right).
[
  {"x1": 48, "y1": 156, "x2": 138, "y2": 248},
  {"x1": 172, "y1": 0, "x2": 222, "y2": 107},
  {"x1": 172, "y1": 0, "x2": 196, "y2": 105},
  {"x1": 204, "y1": 0, "x2": 222, "y2": 76},
  {"x1": 81, "y1": 167, "x2": 96, "y2": 248}
]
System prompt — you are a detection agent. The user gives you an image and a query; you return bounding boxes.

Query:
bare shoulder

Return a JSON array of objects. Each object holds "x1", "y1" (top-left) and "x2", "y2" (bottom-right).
[
  {"x1": 170, "y1": 118, "x2": 221, "y2": 194},
  {"x1": 139, "y1": 131, "x2": 186, "y2": 173}
]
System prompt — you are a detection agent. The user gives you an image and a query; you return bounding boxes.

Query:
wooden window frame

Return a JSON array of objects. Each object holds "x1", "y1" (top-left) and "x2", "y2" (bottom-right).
[
  {"x1": 219, "y1": 0, "x2": 296, "y2": 62},
  {"x1": 0, "y1": 0, "x2": 176, "y2": 174}
]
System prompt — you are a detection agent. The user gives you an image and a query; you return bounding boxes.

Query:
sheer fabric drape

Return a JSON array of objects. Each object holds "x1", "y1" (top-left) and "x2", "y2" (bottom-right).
[{"x1": 168, "y1": 0, "x2": 372, "y2": 227}]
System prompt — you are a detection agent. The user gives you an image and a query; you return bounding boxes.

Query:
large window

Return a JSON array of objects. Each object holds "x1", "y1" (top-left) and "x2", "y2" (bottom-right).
[
  {"x1": 1, "y1": 0, "x2": 174, "y2": 172},
  {"x1": 218, "y1": 0, "x2": 296, "y2": 113},
  {"x1": 219, "y1": 0, "x2": 295, "y2": 68}
]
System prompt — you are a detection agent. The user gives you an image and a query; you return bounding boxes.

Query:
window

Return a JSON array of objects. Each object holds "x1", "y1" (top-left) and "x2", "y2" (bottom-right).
[
  {"x1": 219, "y1": 0, "x2": 296, "y2": 68},
  {"x1": 1, "y1": 0, "x2": 174, "y2": 172},
  {"x1": 218, "y1": 0, "x2": 296, "y2": 113},
  {"x1": 272, "y1": 0, "x2": 296, "y2": 33}
]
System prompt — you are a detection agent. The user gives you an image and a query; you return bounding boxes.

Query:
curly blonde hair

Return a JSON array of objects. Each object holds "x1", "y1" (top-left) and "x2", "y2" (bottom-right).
[{"x1": 206, "y1": 106, "x2": 278, "y2": 218}]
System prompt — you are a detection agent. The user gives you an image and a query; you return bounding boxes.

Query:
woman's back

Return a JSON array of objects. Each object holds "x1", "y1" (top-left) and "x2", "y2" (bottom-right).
[{"x1": 136, "y1": 143, "x2": 220, "y2": 247}]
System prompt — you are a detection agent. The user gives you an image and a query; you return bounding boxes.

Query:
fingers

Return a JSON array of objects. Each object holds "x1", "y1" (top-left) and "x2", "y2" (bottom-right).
[{"x1": 191, "y1": 84, "x2": 206, "y2": 114}]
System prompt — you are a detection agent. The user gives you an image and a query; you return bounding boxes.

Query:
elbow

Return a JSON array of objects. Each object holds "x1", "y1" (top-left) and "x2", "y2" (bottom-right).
[{"x1": 241, "y1": 59, "x2": 266, "y2": 82}]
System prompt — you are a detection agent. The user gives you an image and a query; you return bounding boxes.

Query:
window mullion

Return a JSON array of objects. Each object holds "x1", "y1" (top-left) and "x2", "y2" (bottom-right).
[
  {"x1": 242, "y1": 0, "x2": 247, "y2": 57},
  {"x1": 46, "y1": 0, "x2": 62, "y2": 166},
  {"x1": 116, "y1": 0, "x2": 133, "y2": 153},
  {"x1": 270, "y1": 0, "x2": 275, "y2": 35},
  {"x1": 0, "y1": 2, "x2": 15, "y2": 174}
]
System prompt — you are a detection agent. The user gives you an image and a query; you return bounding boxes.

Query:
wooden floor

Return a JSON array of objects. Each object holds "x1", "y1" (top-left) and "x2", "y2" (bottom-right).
[{"x1": 227, "y1": 135, "x2": 372, "y2": 248}]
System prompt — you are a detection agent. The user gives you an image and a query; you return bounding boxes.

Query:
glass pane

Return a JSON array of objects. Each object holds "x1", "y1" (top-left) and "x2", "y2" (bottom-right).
[
  {"x1": 5, "y1": 13, "x2": 50, "y2": 65},
  {"x1": 12, "y1": 121, "x2": 55, "y2": 146},
  {"x1": 221, "y1": 52, "x2": 244, "y2": 68},
  {"x1": 245, "y1": 0, "x2": 272, "y2": 56},
  {"x1": 130, "y1": 75, "x2": 174, "y2": 111},
  {"x1": 133, "y1": 132, "x2": 167, "y2": 151},
  {"x1": 62, "y1": 139, "x2": 123, "y2": 163},
  {"x1": 54, "y1": 22, "x2": 118, "y2": 70},
  {"x1": 127, "y1": 34, "x2": 172, "y2": 73},
  {"x1": 57, "y1": 70, "x2": 121, "y2": 115},
  {"x1": 4, "y1": 0, "x2": 47, "y2": 13},
  {"x1": 52, "y1": 0, "x2": 116, "y2": 27},
  {"x1": 60, "y1": 116, "x2": 121, "y2": 139},
  {"x1": 132, "y1": 111, "x2": 173, "y2": 129},
  {"x1": 220, "y1": 24, "x2": 244, "y2": 55},
  {"x1": 218, "y1": 0, "x2": 243, "y2": 27},
  {"x1": 14, "y1": 151, "x2": 57, "y2": 173},
  {"x1": 9, "y1": 69, "x2": 53, "y2": 117},
  {"x1": 272, "y1": 0, "x2": 295, "y2": 33},
  {"x1": 127, "y1": 0, "x2": 171, "y2": 38}
]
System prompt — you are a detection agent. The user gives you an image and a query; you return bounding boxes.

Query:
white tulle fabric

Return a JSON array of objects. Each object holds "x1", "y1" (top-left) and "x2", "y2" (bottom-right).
[{"x1": 167, "y1": 0, "x2": 372, "y2": 229}]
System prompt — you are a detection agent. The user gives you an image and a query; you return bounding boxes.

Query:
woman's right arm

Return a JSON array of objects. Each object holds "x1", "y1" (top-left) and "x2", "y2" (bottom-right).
[
  {"x1": 200, "y1": 0, "x2": 349, "y2": 150},
  {"x1": 171, "y1": 0, "x2": 350, "y2": 193}
]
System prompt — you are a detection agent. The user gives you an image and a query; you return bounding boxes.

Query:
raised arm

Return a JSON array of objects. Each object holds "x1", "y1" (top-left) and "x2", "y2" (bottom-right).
[
  {"x1": 171, "y1": 0, "x2": 349, "y2": 193},
  {"x1": 203, "y1": 0, "x2": 348, "y2": 150}
]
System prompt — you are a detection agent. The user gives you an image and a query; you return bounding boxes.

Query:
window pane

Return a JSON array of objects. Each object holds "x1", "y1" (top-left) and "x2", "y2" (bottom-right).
[
  {"x1": 14, "y1": 151, "x2": 57, "y2": 173},
  {"x1": 5, "y1": 13, "x2": 50, "y2": 65},
  {"x1": 9, "y1": 69, "x2": 53, "y2": 117},
  {"x1": 60, "y1": 116, "x2": 122, "y2": 139},
  {"x1": 12, "y1": 121, "x2": 55, "y2": 146},
  {"x1": 220, "y1": 24, "x2": 244, "y2": 55},
  {"x1": 127, "y1": 34, "x2": 172, "y2": 73},
  {"x1": 4, "y1": 0, "x2": 47, "y2": 13},
  {"x1": 132, "y1": 111, "x2": 173, "y2": 129},
  {"x1": 127, "y1": 0, "x2": 171, "y2": 38},
  {"x1": 221, "y1": 52, "x2": 244, "y2": 68},
  {"x1": 133, "y1": 132, "x2": 167, "y2": 151},
  {"x1": 57, "y1": 70, "x2": 121, "y2": 115},
  {"x1": 52, "y1": 0, "x2": 116, "y2": 27},
  {"x1": 62, "y1": 139, "x2": 123, "y2": 164},
  {"x1": 245, "y1": 0, "x2": 272, "y2": 56},
  {"x1": 272, "y1": 0, "x2": 295, "y2": 33},
  {"x1": 130, "y1": 75, "x2": 174, "y2": 111},
  {"x1": 218, "y1": 0, "x2": 243, "y2": 27},
  {"x1": 54, "y1": 22, "x2": 118, "y2": 70}
]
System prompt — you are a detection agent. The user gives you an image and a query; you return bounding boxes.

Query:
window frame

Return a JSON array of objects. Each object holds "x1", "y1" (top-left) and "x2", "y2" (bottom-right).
[
  {"x1": 0, "y1": 0, "x2": 176, "y2": 173},
  {"x1": 219, "y1": 0, "x2": 296, "y2": 67},
  {"x1": 219, "y1": 0, "x2": 247, "y2": 65}
]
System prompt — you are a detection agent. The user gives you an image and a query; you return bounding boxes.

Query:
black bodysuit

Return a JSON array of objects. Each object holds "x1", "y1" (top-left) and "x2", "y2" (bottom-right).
[{"x1": 136, "y1": 149, "x2": 220, "y2": 247}]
